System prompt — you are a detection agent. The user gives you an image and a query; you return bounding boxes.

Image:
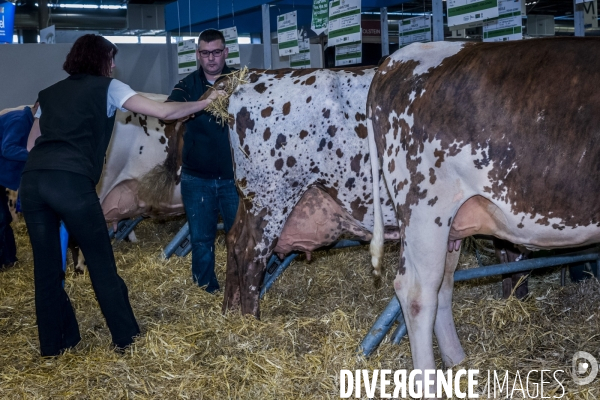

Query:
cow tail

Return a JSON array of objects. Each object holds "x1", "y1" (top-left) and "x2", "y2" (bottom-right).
[{"x1": 367, "y1": 110, "x2": 384, "y2": 278}]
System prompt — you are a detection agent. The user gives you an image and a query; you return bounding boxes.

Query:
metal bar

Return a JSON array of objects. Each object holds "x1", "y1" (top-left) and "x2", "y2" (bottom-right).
[
  {"x1": 432, "y1": 0, "x2": 444, "y2": 42},
  {"x1": 380, "y1": 7, "x2": 389, "y2": 58},
  {"x1": 162, "y1": 222, "x2": 225, "y2": 259},
  {"x1": 260, "y1": 253, "x2": 299, "y2": 298},
  {"x1": 114, "y1": 216, "x2": 145, "y2": 242},
  {"x1": 359, "y1": 297, "x2": 402, "y2": 356},
  {"x1": 362, "y1": 249, "x2": 600, "y2": 356},
  {"x1": 574, "y1": 0, "x2": 585, "y2": 37},
  {"x1": 390, "y1": 308, "x2": 408, "y2": 345},
  {"x1": 262, "y1": 4, "x2": 271, "y2": 69},
  {"x1": 260, "y1": 240, "x2": 364, "y2": 297},
  {"x1": 453, "y1": 252, "x2": 599, "y2": 282},
  {"x1": 163, "y1": 222, "x2": 190, "y2": 259}
]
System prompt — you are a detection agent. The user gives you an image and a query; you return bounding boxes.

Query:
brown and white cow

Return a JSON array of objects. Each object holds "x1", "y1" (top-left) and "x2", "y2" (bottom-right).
[
  {"x1": 367, "y1": 38, "x2": 600, "y2": 372},
  {"x1": 98, "y1": 92, "x2": 186, "y2": 224},
  {"x1": 223, "y1": 67, "x2": 400, "y2": 316}
]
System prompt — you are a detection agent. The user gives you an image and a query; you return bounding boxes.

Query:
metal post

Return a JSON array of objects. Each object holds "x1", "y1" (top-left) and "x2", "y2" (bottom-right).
[
  {"x1": 262, "y1": 4, "x2": 272, "y2": 69},
  {"x1": 574, "y1": 0, "x2": 585, "y2": 37},
  {"x1": 359, "y1": 296, "x2": 402, "y2": 356},
  {"x1": 162, "y1": 222, "x2": 225, "y2": 259},
  {"x1": 38, "y1": 0, "x2": 49, "y2": 30},
  {"x1": 390, "y1": 309, "x2": 408, "y2": 344},
  {"x1": 166, "y1": 31, "x2": 175, "y2": 94},
  {"x1": 260, "y1": 240, "x2": 364, "y2": 297},
  {"x1": 380, "y1": 7, "x2": 389, "y2": 58},
  {"x1": 113, "y1": 216, "x2": 145, "y2": 242},
  {"x1": 432, "y1": 0, "x2": 444, "y2": 42},
  {"x1": 260, "y1": 253, "x2": 300, "y2": 298}
]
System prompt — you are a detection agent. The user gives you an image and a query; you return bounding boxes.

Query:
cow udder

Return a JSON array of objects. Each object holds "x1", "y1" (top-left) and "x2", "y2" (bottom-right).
[{"x1": 273, "y1": 186, "x2": 372, "y2": 254}]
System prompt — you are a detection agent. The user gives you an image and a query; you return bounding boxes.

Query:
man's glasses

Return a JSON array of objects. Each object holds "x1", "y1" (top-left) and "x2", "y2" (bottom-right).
[{"x1": 198, "y1": 49, "x2": 225, "y2": 58}]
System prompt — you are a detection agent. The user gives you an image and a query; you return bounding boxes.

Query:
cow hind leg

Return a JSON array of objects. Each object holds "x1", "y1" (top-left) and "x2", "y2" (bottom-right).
[
  {"x1": 223, "y1": 200, "x2": 270, "y2": 318},
  {"x1": 433, "y1": 247, "x2": 465, "y2": 368},
  {"x1": 394, "y1": 241, "x2": 447, "y2": 373}
]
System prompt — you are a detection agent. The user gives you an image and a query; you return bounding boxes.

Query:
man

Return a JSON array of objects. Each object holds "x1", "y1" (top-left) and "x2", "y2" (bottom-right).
[
  {"x1": 0, "y1": 102, "x2": 38, "y2": 269},
  {"x1": 167, "y1": 29, "x2": 238, "y2": 293}
]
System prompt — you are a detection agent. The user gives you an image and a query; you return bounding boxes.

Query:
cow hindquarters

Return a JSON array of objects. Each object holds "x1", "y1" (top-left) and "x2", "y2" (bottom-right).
[
  {"x1": 223, "y1": 200, "x2": 269, "y2": 317},
  {"x1": 433, "y1": 248, "x2": 465, "y2": 368}
]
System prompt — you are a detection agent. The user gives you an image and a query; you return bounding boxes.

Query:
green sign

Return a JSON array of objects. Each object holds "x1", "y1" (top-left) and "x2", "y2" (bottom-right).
[{"x1": 311, "y1": 0, "x2": 329, "y2": 35}]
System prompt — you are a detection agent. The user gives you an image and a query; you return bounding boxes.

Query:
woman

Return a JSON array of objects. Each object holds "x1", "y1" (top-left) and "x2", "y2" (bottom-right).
[{"x1": 21, "y1": 34, "x2": 224, "y2": 357}]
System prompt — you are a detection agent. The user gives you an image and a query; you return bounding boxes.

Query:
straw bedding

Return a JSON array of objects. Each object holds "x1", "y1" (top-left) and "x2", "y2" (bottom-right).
[{"x1": 0, "y1": 218, "x2": 599, "y2": 399}]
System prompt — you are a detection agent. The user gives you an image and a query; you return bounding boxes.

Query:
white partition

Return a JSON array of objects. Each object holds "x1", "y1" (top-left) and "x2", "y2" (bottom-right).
[{"x1": 0, "y1": 42, "x2": 271, "y2": 111}]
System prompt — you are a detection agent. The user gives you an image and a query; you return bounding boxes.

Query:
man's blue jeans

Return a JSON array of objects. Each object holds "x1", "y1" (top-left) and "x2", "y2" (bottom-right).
[{"x1": 180, "y1": 173, "x2": 239, "y2": 293}]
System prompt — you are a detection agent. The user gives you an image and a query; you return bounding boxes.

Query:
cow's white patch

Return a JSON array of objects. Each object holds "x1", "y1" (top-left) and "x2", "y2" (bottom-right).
[{"x1": 387, "y1": 41, "x2": 466, "y2": 77}]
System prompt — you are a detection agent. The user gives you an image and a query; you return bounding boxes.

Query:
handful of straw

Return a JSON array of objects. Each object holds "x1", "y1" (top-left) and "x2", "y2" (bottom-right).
[{"x1": 206, "y1": 66, "x2": 249, "y2": 126}]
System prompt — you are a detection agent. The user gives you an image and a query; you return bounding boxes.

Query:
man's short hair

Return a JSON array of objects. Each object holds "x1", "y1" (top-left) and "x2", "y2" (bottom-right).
[{"x1": 199, "y1": 29, "x2": 225, "y2": 46}]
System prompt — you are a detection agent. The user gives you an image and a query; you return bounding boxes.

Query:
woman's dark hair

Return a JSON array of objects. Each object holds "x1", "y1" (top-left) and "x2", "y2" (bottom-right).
[{"x1": 63, "y1": 34, "x2": 118, "y2": 77}]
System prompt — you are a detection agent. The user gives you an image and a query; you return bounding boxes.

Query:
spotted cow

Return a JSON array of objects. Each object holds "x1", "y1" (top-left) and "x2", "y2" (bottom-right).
[
  {"x1": 222, "y1": 67, "x2": 399, "y2": 316},
  {"x1": 98, "y1": 92, "x2": 186, "y2": 224},
  {"x1": 367, "y1": 38, "x2": 600, "y2": 373}
]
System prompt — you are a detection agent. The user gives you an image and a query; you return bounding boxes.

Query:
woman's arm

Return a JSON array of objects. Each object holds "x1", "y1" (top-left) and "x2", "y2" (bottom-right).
[
  {"x1": 27, "y1": 118, "x2": 41, "y2": 151},
  {"x1": 122, "y1": 89, "x2": 225, "y2": 120}
]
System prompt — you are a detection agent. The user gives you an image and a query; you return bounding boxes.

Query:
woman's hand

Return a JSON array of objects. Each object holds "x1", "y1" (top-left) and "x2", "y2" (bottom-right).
[{"x1": 205, "y1": 89, "x2": 227, "y2": 104}]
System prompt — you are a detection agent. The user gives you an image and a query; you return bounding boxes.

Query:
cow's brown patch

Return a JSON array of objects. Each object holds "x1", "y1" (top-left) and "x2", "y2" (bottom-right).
[
  {"x1": 306, "y1": 96, "x2": 312, "y2": 103},
  {"x1": 305, "y1": 76, "x2": 316, "y2": 86},
  {"x1": 350, "y1": 154, "x2": 362, "y2": 174},
  {"x1": 429, "y1": 168, "x2": 436, "y2": 184},
  {"x1": 274, "y1": 158, "x2": 284, "y2": 170},
  {"x1": 125, "y1": 115, "x2": 132, "y2": 124},
  {"x1": 236, "y1": 107, "x2": 255, "y2": 147},
  {"x1": 428, "y1": 196, "x2": 438, "y2": 206},
  {"x1": 317, "y1": 138, "x2": 326, "y2": 152},
  {"x1": 336, "y1": 148, "x2": 344, "y2": 158},
  {"x1": 300, "y1": 130, "x2": 309, "y2": 139},
  {"x1": 350, "y1": 198, "x2": 368, "y2": 222},
  {"x1": 435, "y1": 217, "x2": 442, "y2": 227},
  {"x1": 139, "y1": 116, "x2": 149, "y2": 136},
  {"x1": 275, "y1": 134, "x2": 286, "y2": 150},
  {"x1": 248, "y1": 72, "x2": 260, "y2": 83},
  {"x1": 323, "y1": 109, "x2": 330, "y2": 119},
  {"x1": 327, "y1": 125, "x2": 337, "y2": 137},
  {"x1": 287, "y1": 156, "x2": 297, "y2": 167},
  {"x1": 263, "y1": 128, "x2": 271, "y2": 141},
  {"x1": 354, "y1": 123, "x2": 368, "y2": 139},
  {"x1": 388, "y1": 159, "x2": 395, "y2": 173},
  {"x1": 355, "y1": 112, "x2": 366, "y2": 121},
  {"x1": 254, "y1": 83, "x2": 267, "y2": 93},
  {"x1": 282, "y1": 102, "x2": 291, "y2": 116},
  {"x1": 261, "y1": 107, "x2": 273, "y2": 118}
]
